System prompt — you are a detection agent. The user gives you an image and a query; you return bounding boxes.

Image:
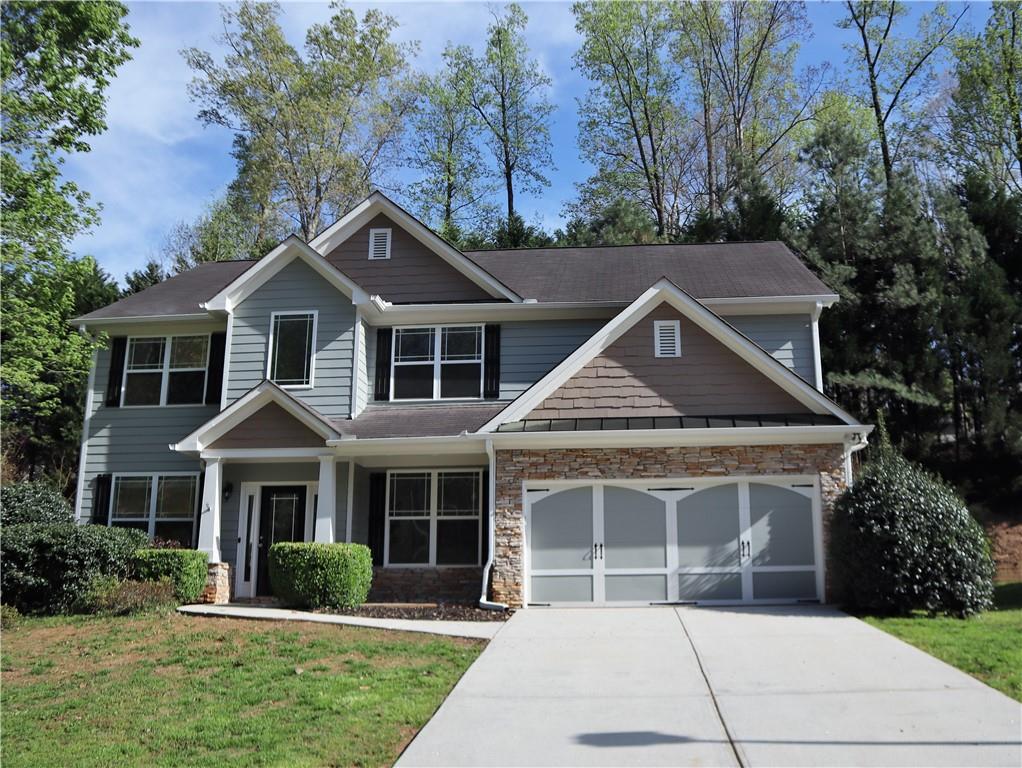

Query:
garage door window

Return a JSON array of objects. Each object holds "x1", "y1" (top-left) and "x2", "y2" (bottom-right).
[{"x1": 386, "y1": 470, "x2": 482, "y2": 567}]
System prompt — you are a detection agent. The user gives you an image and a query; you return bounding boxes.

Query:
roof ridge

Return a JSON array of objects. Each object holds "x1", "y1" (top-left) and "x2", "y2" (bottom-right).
[{"x1": 464, "y1": 240, "x2": 778, "y2": 254}]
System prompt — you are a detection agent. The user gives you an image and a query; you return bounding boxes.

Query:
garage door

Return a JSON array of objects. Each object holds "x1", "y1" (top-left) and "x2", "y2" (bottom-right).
[{"x1": 525, "y1": 480, "x2": 821, "y2": 605}]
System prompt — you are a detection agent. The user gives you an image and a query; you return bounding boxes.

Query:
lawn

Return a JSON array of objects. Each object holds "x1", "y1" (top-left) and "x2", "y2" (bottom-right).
[
  {"x1": 0, "y1": 613, "x2": 483, "y2": 767},
  {"x1": 864, "y1": 582, "x2": 1022, "y2": 702}
]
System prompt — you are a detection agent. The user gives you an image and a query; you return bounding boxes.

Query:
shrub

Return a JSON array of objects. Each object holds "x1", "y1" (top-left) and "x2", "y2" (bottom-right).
[
  {"x1": 133, "y1": 549, "x2": 207, "y2": 603},
  {"x1": 1, "y1": 604, "x2": 21, "y2": 631},
  {"x1": 81, "y1": 576, "x2": 177, "y2": 616},
  {"x1": 0, "y1": 481, "x2": 73, "y2": 526},
  {"x1": 830, "y1": 436, "x2": 994, "y2": 618},
  {"x1": 269, "y1": 542, "x2": 372, "y2": 609},
  {"x1": 0, "y1": 524, "x2": 148, "y2": 614}
]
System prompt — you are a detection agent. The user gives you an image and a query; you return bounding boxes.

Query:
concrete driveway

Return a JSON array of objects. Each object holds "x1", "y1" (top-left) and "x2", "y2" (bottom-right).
[{"x1": 397, "y1": 606, "x2": 1021, "y2": 767}]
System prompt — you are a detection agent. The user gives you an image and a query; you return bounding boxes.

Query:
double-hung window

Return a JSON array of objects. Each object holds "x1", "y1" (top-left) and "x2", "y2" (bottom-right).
[
  {"x1": 122, "y1": 335, "x2": 209, "y2": 406},
  {"x1": 268, "y1": 311, "x2": 317, "y2": 388},
  {"x1": 109, "y1": 473, "x2": 199, "y2": 546},
  {"x1": 392, "y1": 325, "x2": 483, "y2": 400},
  {"x1": 385, "y1": 470, "x2": 482, "y2": 567}
]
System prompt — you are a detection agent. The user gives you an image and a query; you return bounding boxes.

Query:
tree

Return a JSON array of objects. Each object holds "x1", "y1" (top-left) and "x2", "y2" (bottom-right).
[
  {"x1": 573, "y1": 1, "x2": 694, "y2": 237},
  {"x1": 455, "y1": 4, "x2": 554, "y2": 236},
  {"x1": 557, "y1": 197, "x2": 660, "y2": 246},
  {"x1": 407, "y1": 48, "x2": 495, "y2": 239},
  {"x1": 183, "y1": 1, "x2": 418, "y2": 240},
  {"x1": 1, "y1": 1, "x2": 137, "y2": 491},
  {"x1": 841, "y1": 0, "x2": 966, "y2": 188},
  {"x1": 947, "y1": 2, "x2": 1022, "y2": 192},
  {"x1": 122, "y1": 260, "x2": 167, "y2": 296}
]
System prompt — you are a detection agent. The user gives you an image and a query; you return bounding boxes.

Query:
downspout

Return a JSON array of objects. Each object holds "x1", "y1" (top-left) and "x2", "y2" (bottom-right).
[
  {"x1": 479, "y1": 437, "x2": 508, "y2": 610},
  {"x1": 843, "y1": 431, "x2": 870, "y2": 488}
]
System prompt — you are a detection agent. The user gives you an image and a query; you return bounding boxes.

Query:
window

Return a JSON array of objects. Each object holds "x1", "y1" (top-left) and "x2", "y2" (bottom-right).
[
  {"x1": 122, "y1": 335, "x2": 209, "y2": 406},
  {"x1": 368, "y1": 228, "x2": 391, "y2": 259},
  {"x1": 385, "y1": 470, "x2": 482, "y2": 567},
  {"x1": 268, "y1": 312, "x2": 316, "y2": 388},
  {"x1": 653, "y1": 319, "x2": 681, "y2": 358},
  {"x1": 391, "y1": 325, "x2": 483, "y2": 400},
  {"x1": 109, "y1": 473, "x2": 198, "y2": 546}
]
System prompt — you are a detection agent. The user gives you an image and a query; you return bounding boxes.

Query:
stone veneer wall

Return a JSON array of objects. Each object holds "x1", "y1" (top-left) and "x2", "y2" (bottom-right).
[
  {"x1": 491, "y1": 444, "x2": 848, "y2": 608},
  {"x1": 369, "y1": 567, "x2": 483, "y2": 603}
]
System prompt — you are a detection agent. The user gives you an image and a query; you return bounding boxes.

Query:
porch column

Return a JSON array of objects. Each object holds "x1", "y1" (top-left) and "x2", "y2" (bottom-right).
[
  {"x1": 315, "y1": 455, "x2": 336, "y2": 542},
  {"x1": 197, "y1": 458, "x2": 223, "y2": 562}
]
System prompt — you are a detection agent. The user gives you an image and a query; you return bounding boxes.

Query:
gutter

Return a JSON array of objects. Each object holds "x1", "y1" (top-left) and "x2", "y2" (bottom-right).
[{"x1": 479, "y1": 438, "x2": 508, "y2": 611}]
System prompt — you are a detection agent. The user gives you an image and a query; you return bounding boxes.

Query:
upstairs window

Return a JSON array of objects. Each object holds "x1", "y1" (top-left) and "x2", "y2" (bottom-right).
[
  {"x1": 122, "y1": 335, "x2": 209, "y2": 406},
  {"x1": 653, "y1": 320, "x2": 681, "y2": 358},
  {"x1": 391, "y1": 325, "x2": 483, "y2": 400},
  {"x1": 368, "y1": 228, "x2": 391, "y2": 259},
  {"x1": 268, "y1": 311, "x2": 316, "y2": 388}
]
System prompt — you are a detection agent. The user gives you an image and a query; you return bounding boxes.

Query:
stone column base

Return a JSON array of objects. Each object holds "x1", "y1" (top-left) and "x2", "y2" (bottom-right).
[{"x1": 201, "y1": 562, "x2": 231, "y2": 604}]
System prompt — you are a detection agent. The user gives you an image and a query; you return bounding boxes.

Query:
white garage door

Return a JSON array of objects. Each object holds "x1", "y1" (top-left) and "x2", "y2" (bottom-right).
[{"x1": 525, "y1": 479, "x2": 822, "y2": 605}]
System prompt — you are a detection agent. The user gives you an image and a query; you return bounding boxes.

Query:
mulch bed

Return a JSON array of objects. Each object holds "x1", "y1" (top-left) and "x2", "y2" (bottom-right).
[{"x1": 332, "y1": 603, "x2": 512, "y2": 622}]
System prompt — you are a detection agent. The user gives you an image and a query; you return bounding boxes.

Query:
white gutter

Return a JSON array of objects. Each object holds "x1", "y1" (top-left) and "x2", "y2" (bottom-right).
[{"x1": 479, "y1": 438, "x2": 507, "y2": 611}]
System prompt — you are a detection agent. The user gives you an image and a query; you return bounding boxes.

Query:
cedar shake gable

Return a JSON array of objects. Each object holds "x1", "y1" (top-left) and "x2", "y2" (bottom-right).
[{"x1": 527, "y1": 303, "x2": 810, "y2": 420}]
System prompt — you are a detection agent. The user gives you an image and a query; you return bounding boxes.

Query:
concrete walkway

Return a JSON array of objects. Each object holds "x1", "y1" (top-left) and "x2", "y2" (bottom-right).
[
  {"x1": 398, "y1": 606, "x2": 1021, "y2": 767},
  {"x1": 177, "y1": 604, "x2": 504, "y2": 640}
]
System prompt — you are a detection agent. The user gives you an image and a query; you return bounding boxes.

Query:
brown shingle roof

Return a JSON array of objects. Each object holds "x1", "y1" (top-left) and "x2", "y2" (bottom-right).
[
  {"x1": 464, "y1": 241, "x2": 832, "y2": 302},
  {"x1": 332, "y1": 403, "x2": 507, "y2": 439}
]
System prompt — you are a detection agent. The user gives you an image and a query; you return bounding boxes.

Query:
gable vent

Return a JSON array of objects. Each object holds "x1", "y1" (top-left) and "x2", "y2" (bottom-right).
[
  {"x1": 368, "y1": 228, "x2": 391, "y2": 260},
  {"x1": 653, "y1": 319, "x2": 681, "y2": 358}
]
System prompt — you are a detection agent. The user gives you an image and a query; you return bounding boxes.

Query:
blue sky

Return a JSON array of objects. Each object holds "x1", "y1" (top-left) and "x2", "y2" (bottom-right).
[{"x1": 63, "y1": 1, "x2": 985, "y2": 283}]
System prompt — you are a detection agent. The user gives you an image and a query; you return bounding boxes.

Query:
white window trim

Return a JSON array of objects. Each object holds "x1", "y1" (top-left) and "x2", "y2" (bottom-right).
[
  {"x1": 107, "y1": 471, "x2": 200, "y2": 541},
  {"x1": 653, "y1": 319, "x2": 681, "y2": 358},
  {"x1": 368, "y1": 227, "x2": 392, "y2": 260},
  {"x1": 390, "y1": 324, "x2": 484, "y2": 401},
  {"x1": 266, "y1": 310, "x2": 318, "y2": 390},
  {"x1": 120, "y1": 334, "x2": 211, "y2": 408},
  {"x1": 383, "y1": 468, "x2": 483, "y2": 568}
]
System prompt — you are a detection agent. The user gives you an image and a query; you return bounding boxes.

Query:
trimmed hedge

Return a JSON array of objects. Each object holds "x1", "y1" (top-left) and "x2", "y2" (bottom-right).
[
  {"x1": 133, "y1": 549, "x2": 208, "y2": 603},
  {"x1": 0, "y1": 524, "x2": 148, "y2": 614},
  {"x1": 268, "y1": 542, "x2": 372, "y2": 609},
  {"x1": 831, "y1": 440, "x2": 994, "y2": 617},
  {"x1": 0, "y1": 481, "x2": 73, "y2": 526}
]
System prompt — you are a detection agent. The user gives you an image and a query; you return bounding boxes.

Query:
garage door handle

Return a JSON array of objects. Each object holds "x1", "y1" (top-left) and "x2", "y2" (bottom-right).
[{"x1": 597, "y1": 543, "x2": 604, "y2": 560}]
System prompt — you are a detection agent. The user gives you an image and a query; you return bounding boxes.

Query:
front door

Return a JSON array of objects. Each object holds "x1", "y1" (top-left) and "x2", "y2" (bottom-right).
[{"x1": 256, "y1": 485, "x2": 307, "y2": 596}]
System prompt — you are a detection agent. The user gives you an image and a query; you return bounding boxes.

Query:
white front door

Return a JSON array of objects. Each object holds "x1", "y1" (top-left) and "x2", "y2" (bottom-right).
[{"x1": 524, "y1": 478, "x2": 822, "y2": 606}]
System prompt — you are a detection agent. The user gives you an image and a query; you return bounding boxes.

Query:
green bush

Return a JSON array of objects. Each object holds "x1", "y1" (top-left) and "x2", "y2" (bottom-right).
[
  {"x1": 133, "y1": 549, "x2": 208, "y2": 603},
  {"x1": 830, "y1": 438, "x2": 994, "y2": 618},
  {"x1": 80, "y1": 576, "x2": 177, "y2": 616},
  {"x1": 0, "y1": 481, "x2": 73, "y2": 526},
  {"x1": 268, "y1": 542, "x2": 372, "y2": 610},
  {"x1": 0, "y1": 524, "x2": 148, "y2": 614},
  {"x1": 1, "y1": 604, "x2": 22, "y2": 631}
]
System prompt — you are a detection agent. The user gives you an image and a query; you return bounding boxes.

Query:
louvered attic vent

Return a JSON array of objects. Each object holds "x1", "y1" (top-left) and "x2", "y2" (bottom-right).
[
  {"x1": 653, "y1": 319, "x2": 681, "y2": 358},
  {"x1": 368, "y1": 228, "x2": 391, "y2": 260}
]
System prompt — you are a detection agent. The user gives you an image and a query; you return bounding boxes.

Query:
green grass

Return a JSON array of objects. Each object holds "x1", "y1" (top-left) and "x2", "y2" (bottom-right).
[
  {"x1": 863, "y1": 582, "x2": 1022, "y2": 702},
  {"x1": 1, "y1": 613, "x2": 483, "y2": 767}
]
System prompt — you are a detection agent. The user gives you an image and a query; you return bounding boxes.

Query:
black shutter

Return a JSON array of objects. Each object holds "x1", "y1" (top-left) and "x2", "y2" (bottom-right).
[
  {"x1": 483, "y1": 324, "x2": 501, "y2": 399},
  {"x1": 205, "y1": 332, "x2": 227, "y2": 406},
  {"x1": 374, "y1": 328, "x2": 392, "y2": 401},
  {"x1": 368, "y1": 472, "x2": 386, "y2": 565},
  {"x1": 104, "y1": 337, "x2": 127, "y2": 407},
  {"x1": 91, "y1": 474, "x2": 112, "y2": 525}
]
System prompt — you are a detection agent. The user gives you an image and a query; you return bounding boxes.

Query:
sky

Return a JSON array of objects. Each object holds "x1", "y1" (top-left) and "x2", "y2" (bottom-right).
[{"x1": 62, "y1": 0, "x2": 986, "y2": 284}]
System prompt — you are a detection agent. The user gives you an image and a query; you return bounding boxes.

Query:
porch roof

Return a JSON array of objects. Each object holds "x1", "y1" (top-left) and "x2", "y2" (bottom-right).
[{"x1": 333, "y1": 403, "x2": 507, "y2": 439}]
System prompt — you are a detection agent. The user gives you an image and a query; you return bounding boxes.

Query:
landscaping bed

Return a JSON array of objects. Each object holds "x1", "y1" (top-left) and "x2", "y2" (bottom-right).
[
  {"x1": 1, "y1": 612, "x2": 483, "y2": 767},
  {"x1": 334, "y1": 603, "x2": 512, "y2": 622},
  {"x1": 864, "y1": 582, "x2": 1022, "y2": 702}
]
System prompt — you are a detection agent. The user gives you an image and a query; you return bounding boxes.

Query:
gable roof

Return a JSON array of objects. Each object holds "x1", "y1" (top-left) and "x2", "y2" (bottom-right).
[
  {"x1": 465, "y1": 241, "x2": 835, "y2": 302},
  {"x1": 309, "y1": 191, "x2": 521, "y2": 302},
  {"x1": 173, "y1": 380, "x2": 341, "y2": 452},
  {"x1": 479, "y1": 277, "x2": 861, "y2": 432}
]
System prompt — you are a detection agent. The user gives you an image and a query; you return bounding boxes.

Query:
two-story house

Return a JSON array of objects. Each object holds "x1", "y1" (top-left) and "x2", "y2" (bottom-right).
[{"x1": 73, "y1": 192, "x2": 871, "y2": 608}]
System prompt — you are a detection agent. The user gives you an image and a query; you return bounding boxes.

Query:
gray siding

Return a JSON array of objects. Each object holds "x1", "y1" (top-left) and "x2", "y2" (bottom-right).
[
  {"x1": 220, "y1": 461, "x2": 350, "y2": 570},
  {"x1": 729, "y1": 314, "x2": 814, "y2": 383},
  {"x1": 79, "y1": 343, "x2": 217, "y2": 523},
  {"x1": 226, "y1": 258, "x2": 355, "y2": 417}
]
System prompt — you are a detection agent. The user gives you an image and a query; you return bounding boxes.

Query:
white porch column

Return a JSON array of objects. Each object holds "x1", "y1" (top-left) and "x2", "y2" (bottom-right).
[
  {"x1": 197, "y1": 458, "x2": 223, "y2": 562},
  {"x1": 315, "y1": 455, "x2": 336, "y2": 542}
]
